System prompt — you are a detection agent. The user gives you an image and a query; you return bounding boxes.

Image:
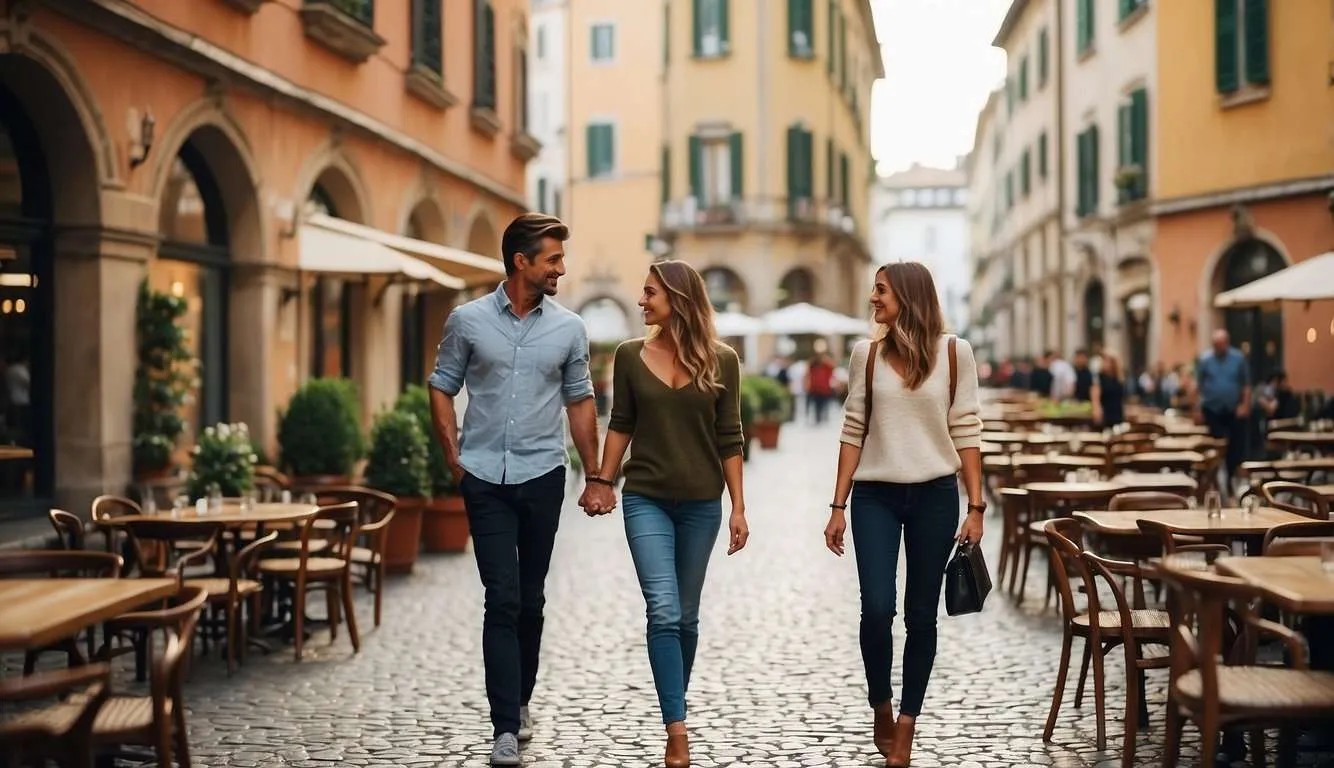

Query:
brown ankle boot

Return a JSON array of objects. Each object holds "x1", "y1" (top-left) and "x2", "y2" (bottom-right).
[
  {"x1": 873, "y1": 702, "x2": 896, "y2": 758},
  {"x1": 665, "y1": 722, "x2": 690, "y2": 768},
  {"x1": 886, "y1": 716, "x2": 915, "y2": 767}
]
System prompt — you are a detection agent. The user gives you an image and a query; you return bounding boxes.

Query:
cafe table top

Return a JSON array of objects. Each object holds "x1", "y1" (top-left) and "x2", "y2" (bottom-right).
[
  {"x1": 1024, "y1": 472, "x2": 1197, "y2": 498},
  {"x1": 0, "y1": 577, "x2": 178, "y2": 650},
  {"x1": 1073, "y1": 506, "x2": 1312, "y2": 537},
  {"x1": 1311, "y1": 484, "x2": 1334, "y2": 501},
  {"x1": 1268, "y1": 431, "x2": 1334, "y2": 445},
  {"x1": 1215, "y1": 556, "x2": 1334, "y2": 614},
  {"x1": 98, "y1": 502, "x2": 318, "y2": 527}
]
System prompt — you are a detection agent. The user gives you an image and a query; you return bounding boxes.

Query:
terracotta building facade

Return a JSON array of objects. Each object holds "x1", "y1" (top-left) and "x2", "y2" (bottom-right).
[{"x1": 0, "y1": 0, "x2": 531, "y2": 516}]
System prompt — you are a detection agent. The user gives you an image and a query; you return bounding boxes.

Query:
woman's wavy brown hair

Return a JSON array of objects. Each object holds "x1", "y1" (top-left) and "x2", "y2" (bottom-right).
[
  {"x1": 647, "y1": 260, "x2": 723, "y2": 391},
  {"x1": 875, "y1": 261, "x2": 945, "y2": 390}
]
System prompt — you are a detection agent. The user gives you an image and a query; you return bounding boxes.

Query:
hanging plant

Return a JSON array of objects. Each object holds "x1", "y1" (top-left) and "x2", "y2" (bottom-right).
[{"x1": 132, "y1": 281, "x2": 194, "y2": 476}]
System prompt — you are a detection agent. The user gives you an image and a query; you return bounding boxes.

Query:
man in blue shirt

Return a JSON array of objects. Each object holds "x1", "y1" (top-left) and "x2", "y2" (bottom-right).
[
  {"x1": 1194, "y1": 329, "x2": 1251, "y2": 490},
  {"x1": 428, "y1": 213, "x2": 605, "y2": 766}
]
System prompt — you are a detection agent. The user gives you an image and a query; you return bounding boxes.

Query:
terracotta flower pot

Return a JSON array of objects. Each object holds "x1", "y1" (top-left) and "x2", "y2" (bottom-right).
[
  {"x1": 752, "y1": 419, "x2": 782, "y2": 449},
  {"x1": 422, "y1": 495, "x2": 470, "y2": 553},
  {"x1": 383, "y1": 497, "x2": 425, "y2": 574}
]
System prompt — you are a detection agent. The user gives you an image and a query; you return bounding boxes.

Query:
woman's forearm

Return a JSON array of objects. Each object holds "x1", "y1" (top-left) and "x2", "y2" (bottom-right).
[
  {"x1": 722, "y1": 453, "x2": 744, "y2": 511},
  {"x1": 597, "y1": 430, "x2": 632, "y2": 482},
  {"x1": 957, "y1": 446, "x2": 983, "y2": 506},
  {"x1": 832, "y1": 442, "x2": 863, "y2": 506}
]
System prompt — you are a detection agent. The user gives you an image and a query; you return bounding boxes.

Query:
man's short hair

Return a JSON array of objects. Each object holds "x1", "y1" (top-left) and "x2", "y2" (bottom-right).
[{"x1": 500, "y1": 213, "x2": 569, "y2": 276}]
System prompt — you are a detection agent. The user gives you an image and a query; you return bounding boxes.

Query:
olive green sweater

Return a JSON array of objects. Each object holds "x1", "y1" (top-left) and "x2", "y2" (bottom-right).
[{"x1": 607, "y1": 339, "x2": 744, "y2": 501}]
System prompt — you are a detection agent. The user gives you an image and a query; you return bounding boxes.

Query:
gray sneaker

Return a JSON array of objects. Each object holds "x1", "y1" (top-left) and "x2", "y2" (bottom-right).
[
  {"x1": 518, "y1": 706, "x2": 533, "y2": 742},
  {"x1": 490, "y1": 733, "x2": 520, "y2": 766}
]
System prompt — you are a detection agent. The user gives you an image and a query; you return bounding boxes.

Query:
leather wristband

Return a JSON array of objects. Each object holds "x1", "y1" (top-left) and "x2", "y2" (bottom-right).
[
  {"x1": 587, "y1": 475, "x2": 615, "y2": 487},
  {"x1": 967, "y1": 503, "x2": 986, "y2": 515}
]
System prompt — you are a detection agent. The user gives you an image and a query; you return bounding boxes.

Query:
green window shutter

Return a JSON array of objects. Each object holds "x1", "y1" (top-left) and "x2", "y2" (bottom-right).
[
  {"x1": 692, "y1": 0, "x2": 703, "y2": 56},
  {"x1": 1215, "y1": 0, "x2": 1240, "y2": 93},
  {"x1": 688, "y1": 135, "x2": 702, "y2": 200},
  {"x1": 660, "y1": 145, "x2": 671, "y2": 205},
  {"x1": 825, "y1": 137, "x2": 834, "y2": 199},
  {"x1": 1038, "y1": 28, "x2": 1049, "y2": 87},
  {"x1": 837, "y1": 11, "x2": 847, "y2": 88},
  {"x1": 800, "y1": 129, "x2": 814, "y2": 198},
  {"x1": 1131, "y1": 88, "x2": 1149, "y2": 199},
  {"x1": 1020, "y1": 149, "x2": 1030, "y2": 196},
  {"x1": 1118, "y1": 0, "x2": 1133, "y2": 21},
  {"x1": 729, "y1": 132, "x2": 744, "y2": 199},
  {"x1": 1117, "y1": 103, "x2": 1131, "y2": 169},
  {"x1": 826, "y1": 0, "x2": 835, "y2": 74},
  {"x1": 1088, "y1": 123, "x2": 1100, "y2": 212},
  {"x1": 720, "y1": 0, "x2": 731, "y2": 49},
  {"x1": 839, "y1": 152, "x2": 849, "y2": 207},
  {"x1": 785, "y1": 127, "x2": 798, "y2": 212},
  {"x1": 536, "y1": 177, "x2": 547, "y2": 212},
  {"x1": 1076, "y1": 0, "x2": 1094, "y2": 53},
  {"x1": 586, "y1": 124, "x2": 612, "y2": 177},
  {"x1": 586, "y1": 125, "x2": 597, "y2": 178},
  {"x1": 1038, "y1": 132, "x2": 1048, "y2": 179},
  {"x1": 789, "y1": 0, "x2": 814, "y2": 58},
  {"x1": 1242, "y1": 0, "x2": 1269, "y2": 85},
  {"x1": 1075, "y1": 130, "x2": 1086, "y2": 215},
  {"x1": 1018, "y1": 57, "x2": 1028, "y2": 100}
]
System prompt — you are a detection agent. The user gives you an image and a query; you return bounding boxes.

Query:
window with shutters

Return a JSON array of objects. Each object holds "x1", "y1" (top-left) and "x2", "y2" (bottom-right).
[
  {"x1": 789, "y1": 0, "x2": 814, "y2": 59},
  {"x1": 472, "y1": 0, "x2": 497, "y2": 111},
  {"x1": 839, "y1": 151, "x2": 849, "y2": 208},
  {"x1": 825, "y1": 0, "x2": 835, "y2": 75},
  {"x1": 837, "y1": 10, "x2": 847, "y2": 88},
  {"x1": 536, "y1": 24, "x2": 546, "y2": 61},
  {"x1": 1020, "y1": 149, "x2": 1031, "y2": 197},
  {"x1": 1117, "y1": 0, "x2": 1148, "y2": 25},
  {"x1": 1076, "y1": 124, "x2": 1101, "y2": 217},
  {"x1": 411, "y1": 0, "x2": 442, "y2": 75},
  {"x1": 825, "y1": 137, "x2": 835, "y2": 200},
  {"x1": 694, "y1": 0, "x2": 730, "y2": 58},
  {"x1": 1116, "y1": 88, "x2": 1148, "y2": 203},
  {"x1": 1037, "y1": 27, "x2": 1049, "y2": 88},
  {"x1": 1215, "y1": 0, "x2": 1270, "y2": 98},
  {"x1": 696, "y1": 136, "x2": 737, "y2": 208},
  {"x1": 535, "y1": 177, "x2": 548, "y2": 213},
  {"x1": 660, "y1": 146, "x2": 670, "y2": 205},
  {"x1": 785, "y1": 125, "x2": 814, "y2": 220},
  {"x1": 591, "y1": 23, "x2": 615, "y2": 62},
  {"x1": 1076, "y1": 0, "x2": 1094, "y2": 56},
  {"x1": 1037, "y1": 131, "x2": 1048, "y2": 180},
  {"x1": 1018, "y1": 57, "x2": 1028, "y2": 101},
  {"x1": 586, "y1": 122, "x2": 615, "y2": 179}
]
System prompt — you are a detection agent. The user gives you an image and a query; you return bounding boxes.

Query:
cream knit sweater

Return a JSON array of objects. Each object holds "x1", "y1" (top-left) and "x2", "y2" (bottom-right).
[{"x1": 839, "y1": 335, "x2": 984, "y2": 483}]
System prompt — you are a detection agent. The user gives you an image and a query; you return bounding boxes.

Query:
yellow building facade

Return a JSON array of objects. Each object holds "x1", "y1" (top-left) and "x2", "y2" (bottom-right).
[
  {"x1": 1152, "y1": 0, "x2": 1334, "y2": 389},
  {"x1": 561, "y1": 0, "x2": 881, "y2": 348}
]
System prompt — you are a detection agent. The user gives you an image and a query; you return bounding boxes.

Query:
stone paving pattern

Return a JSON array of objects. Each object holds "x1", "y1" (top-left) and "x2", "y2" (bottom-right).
[{"x1": 8, "y1": 422, "x2": 1332, "y2": 767}]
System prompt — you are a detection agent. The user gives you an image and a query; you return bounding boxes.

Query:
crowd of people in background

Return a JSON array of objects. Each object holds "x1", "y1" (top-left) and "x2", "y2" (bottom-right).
[{"x1": 764, "y1": 348, "x2": 850, "y2": 426}]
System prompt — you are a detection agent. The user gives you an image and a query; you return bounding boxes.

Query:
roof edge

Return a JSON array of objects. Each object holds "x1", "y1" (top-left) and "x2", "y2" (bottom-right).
[{"x1": 991, "y1": 0, "x2": 1032, "y2": 48}]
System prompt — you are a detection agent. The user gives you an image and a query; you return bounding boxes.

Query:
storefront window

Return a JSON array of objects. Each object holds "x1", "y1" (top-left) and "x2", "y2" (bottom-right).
[{"x1": 309, "y1": 185, "x2": 353, "y2": 380}]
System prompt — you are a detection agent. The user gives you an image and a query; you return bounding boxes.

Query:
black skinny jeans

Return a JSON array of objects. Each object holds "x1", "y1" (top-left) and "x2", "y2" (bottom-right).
[{"x1": 850, "y1": 475, "x2": 959, "y2": 716}]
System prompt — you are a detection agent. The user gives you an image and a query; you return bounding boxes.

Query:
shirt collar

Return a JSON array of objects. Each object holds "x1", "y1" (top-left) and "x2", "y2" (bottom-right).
[{"x1": 492, "y1": 281, "x2": 545, "y2": 316}]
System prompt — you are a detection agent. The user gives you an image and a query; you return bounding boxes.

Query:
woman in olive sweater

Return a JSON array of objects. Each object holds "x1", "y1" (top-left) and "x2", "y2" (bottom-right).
[{"x1": 593, "y1": 260, "x2": 749, "y2": 768}]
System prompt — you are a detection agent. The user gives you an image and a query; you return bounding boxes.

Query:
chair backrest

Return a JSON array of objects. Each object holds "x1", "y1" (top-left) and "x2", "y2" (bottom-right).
[
  {"x1": 1110, "y1": 491, "x2": 1190, "y2": 512},
  {"x1": 1260, "y1": 481, "x2": 1330, "y2": 520},
  {"x1": 122, "y1": 520, "x2": 223, "y2": 580},
  {"x1": 298, "y1": 485, "x2": 396, "y2": 526},
  {"x1": 90, "y1": 495, "x2": 140, "y2": 522},
  {"x1": 1261, "y1": 520, "x2": 1334, "y2": 554},
  {"x1": 254, "y1": 466, "x2": 291, "y2": 501},
  {"x1": 0, "y1": 549, "x2": 122, "y2": 579},
  {"x1": 47, "y1": 509, "x2": 86, "y2": 550},
  {"x1": 286, "y1": 502, "x2": 359, "y2": 563},
  {"x1": 1043, "y1": 518, "x2": 1088, "y2": 623},
  {"x1": 1157, "y1": 567, "x2": 1261, "y2": 720}
]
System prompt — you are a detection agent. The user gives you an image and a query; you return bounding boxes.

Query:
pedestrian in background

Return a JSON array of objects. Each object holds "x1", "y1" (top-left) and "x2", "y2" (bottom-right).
[
  {"x1": 427, "y1": 213, "x2": 603, "y2": 767},
  {"x1": 1091, "y1": 352, "x2": 1127, "y2": 428},
  {"x1": 590, "y1": 260, "x2": 749, "y2": 768},
  {"x1": 822, "y1": 261, "x2": 985, "y2": 768},
  {"x1": 1194, "y1": 329, "x2": 1251, "y2": 494}
]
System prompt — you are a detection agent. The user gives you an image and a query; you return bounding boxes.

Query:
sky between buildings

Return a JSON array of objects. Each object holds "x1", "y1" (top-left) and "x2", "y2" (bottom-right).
[{"x1": 870, "y1": 0, "x2": 1011, "y2": 174}]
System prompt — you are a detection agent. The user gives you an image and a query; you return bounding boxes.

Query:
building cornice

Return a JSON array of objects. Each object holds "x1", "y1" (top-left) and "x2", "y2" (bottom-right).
[
  {"x1": 43, "y1": 0, "x2": 528, "y2": 209},
  {"x1": 1151, "y1": 175, "x2": 1334, "y2": 217},
  {"x1": 855, "y1": 0, "x2": 886, "y2": 79},
  {"x1": 992, "y1": 0, "x2": 1034, "y2": 48}
]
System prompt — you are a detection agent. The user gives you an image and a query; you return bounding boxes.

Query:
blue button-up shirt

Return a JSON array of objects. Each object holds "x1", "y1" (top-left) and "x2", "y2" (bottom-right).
[
  {"x1": 1197, "y1": 347, "x2": 1250, "y2": 413},
  {"x1": 428, "y1": 283, "x2": 594, "y2": 485}
]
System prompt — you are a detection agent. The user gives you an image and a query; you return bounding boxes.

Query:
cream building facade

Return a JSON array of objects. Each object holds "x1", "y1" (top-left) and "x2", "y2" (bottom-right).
[
  {"x1": 527, "y1": 0, "x2": 568, "y2": 220},
  {"x1": 965, "y1": 88, "x2": 1005, "y2": 359},
  {"x1": 1061, "y1": 0, "x2": 1156, "y2": 375},
  {"x1": 556, "y1": 0, "x2": 882, "y2": 346}
]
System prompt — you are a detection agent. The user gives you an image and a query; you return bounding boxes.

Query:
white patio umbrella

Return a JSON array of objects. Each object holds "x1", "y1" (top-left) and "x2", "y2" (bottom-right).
[
  {"x1": 714, "y1": 310, "x2": 765, "y2": 337},
  {"x1": 762, "y1": 302, "x2": 871, "y2": 336},
  {"x1": 1213, "y1": 251, "x2": 1334, "y2": 309}
]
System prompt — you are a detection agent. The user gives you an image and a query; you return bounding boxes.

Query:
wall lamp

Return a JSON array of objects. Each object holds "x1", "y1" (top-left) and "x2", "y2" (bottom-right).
[
  {"x1": 1167, "y1": 305, "x2": 1182, "y2": 326},
  {"x1": 129, "y1": 110, "x2": 156, "y2": 169}
]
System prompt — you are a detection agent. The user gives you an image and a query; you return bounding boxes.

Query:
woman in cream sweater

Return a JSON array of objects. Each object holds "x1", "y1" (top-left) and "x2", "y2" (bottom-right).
[{"x1": 823, "y1": 261, "x2": 984, "y2": 767}]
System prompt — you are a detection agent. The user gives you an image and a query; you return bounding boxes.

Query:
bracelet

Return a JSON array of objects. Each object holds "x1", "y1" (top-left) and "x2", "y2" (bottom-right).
[
  {"x1": 586, "y1": 475, "x2": 615, "y2": 487},
  {"x1": 967, "y1": 503, "x2": 986, "y2": 514},
  {"x1": 829, "y1": 503, "x2": 847, "y2": 510}
]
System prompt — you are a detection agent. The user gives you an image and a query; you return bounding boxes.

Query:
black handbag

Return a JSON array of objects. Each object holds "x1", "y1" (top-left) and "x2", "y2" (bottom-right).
[{"x1": 943, "y1": 540, "x2": 992, "y2": 616}]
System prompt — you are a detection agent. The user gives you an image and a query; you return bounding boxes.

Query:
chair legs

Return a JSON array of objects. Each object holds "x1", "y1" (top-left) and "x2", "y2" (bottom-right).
[
  {"x1": 1043, "y1": 627, "x2": 1075, "y2": 742},
  {"x1": 373, "y1": 559, "x2": 385, "y2": 628},
  {"x1": 1161, "y1": 706, "x2": 1182, "y2": 768},
  {"x1": 342, "y1": 571, "x2": 361, "y2": 653}
]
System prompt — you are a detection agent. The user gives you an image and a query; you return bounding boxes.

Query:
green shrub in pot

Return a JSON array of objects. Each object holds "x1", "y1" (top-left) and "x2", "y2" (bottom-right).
[
  {"x1": 393, "y1": 385, "x2": 455, "y2": 496},
  {"x1": 276, "y1": 378, "x2": 365, "y2": 479},
  {"x1": 364, "y1": 410, "x2": 430, "y2": 500}
]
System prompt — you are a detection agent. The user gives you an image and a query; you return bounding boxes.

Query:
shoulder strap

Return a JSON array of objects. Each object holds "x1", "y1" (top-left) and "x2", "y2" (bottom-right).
[
  {"x1": 948, "y1": 336, "x2": 958, "y2": 409},
  {"x1": 864, "y1": 341, "x2": 878, "y2": 424}
]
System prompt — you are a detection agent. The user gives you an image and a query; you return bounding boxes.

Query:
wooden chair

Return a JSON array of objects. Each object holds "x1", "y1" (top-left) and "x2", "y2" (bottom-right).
[
  {"x1": 90, "y1": 494, "x2": 140, "y2": 560},
  {"x1": 298, "y1": 486, "x2": 397, "y2": 627},
  {"x1": 96, "y1": 586, "x2": 207, "y2": 690},
  {"x1": 0, "y1": 663, "x2": 112, "y2": 768},
  {"x1": 256, "y1": 502, "x2": 361, "y2": 660},
  {"x1": 1043, "y1": 518, "x2": 1172, "y2": 768},
  {"x1": 253, "y1": 466, "x2": 291, "y2": 501},
  {"x1": 47, "y1": 509, "x2": 86, "y2": 550},
  {"x1": 1157, "y1": 567, "x2": 1334, "y2": 768},
  {"x1": 995, "y1": 487, "x2": 1029, "y2": 595},
  {"x1": 0, "y1": 550, "x2": 123, "y2": 673},
  {"x1": 184, "y1": 530, "x2": 278, "y2": 675},
  {"x1": 1260, "y1": 480, "x2": 1330, "y2": 520},
  {"x1": 1261, "y1": 520, "x2": 1334, "y2": 554}
]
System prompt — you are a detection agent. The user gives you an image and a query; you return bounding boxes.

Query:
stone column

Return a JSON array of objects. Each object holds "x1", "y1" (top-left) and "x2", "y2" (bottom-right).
[{"x1": 228, "y1": 261, "x2": 285, "y2": 454}]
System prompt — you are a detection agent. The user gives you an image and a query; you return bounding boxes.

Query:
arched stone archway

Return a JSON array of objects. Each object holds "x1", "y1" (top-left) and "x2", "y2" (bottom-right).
[
  {"x1": 302, "y1": 159, "x2": 374, "y2": 384},
  {"x1": 1213, "y1": 237, "x2": 1286, "y2": 378},
  {"x1": 0, "y1": 52, "x2": 104, "y2": 507},
  {"x1": 579, "y1": 296, "x2": 633, "y2": 343},
  {"x1": 701, "y1": 267, "x2": 748, "y2": 313},
  {"x1": 777, "y1": 267, "x2": 816, "y2": 308},
  {"x1": 467, "y1": 210, "x2": 500, "y2": 260},
  {"x1": 295, "y1": 146, "x2": 371, "y2": 225},
  {"x1": 401, "y1": 196, "x2": 452, "y2": 391}
]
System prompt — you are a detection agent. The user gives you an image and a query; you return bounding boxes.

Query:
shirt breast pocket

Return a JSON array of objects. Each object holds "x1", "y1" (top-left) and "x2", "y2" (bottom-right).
[{"x1": 523, "y1": 344, "x2": 568, "y2": 395}]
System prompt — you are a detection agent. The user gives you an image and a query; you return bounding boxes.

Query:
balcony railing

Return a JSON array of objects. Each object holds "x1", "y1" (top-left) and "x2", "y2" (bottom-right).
[
  {"x1": 310, "y1": 0, "x2": 374, "y2": 27},
  {"x1": 659, "y1": 196, "x2": 860, "y2": 240}
]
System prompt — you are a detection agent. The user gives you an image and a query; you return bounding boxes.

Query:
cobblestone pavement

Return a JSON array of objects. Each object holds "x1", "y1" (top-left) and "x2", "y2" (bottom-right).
[{"x1": 10, "y1": 422, "x2": 1332, "y2": 768}]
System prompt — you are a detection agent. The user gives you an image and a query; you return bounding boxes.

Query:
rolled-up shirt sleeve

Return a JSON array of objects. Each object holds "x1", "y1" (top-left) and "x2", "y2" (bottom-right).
[
  {"x1": 714, "y1": 347, "x2": 744, "y2": 458},
  {"x1": 840, "y1": 340, "x2": 872, "y2": 447},
  {"x1": 561, "y1": 323, "x2": 595, "y2": 405},
  {"x1": 428, "y1": 310, "x2": 470, "y2": 396},
  {"x1": 949, "y1": 338, "x2": 984, "y2": 451}
]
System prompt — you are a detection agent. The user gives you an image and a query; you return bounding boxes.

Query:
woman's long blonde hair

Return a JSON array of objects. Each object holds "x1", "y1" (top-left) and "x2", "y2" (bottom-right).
[
  {"x1": 647, "y1": 260, "x2": 723, "y2": 391},
  {"x1": 875, "y1": 261, "x2": 945, "y2": 390}
]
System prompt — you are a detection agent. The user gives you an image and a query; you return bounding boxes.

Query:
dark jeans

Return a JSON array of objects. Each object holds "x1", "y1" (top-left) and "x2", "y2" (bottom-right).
[
  {"x1": 1203, "y1": 407, "x2": 1246, "y2": 487},
  {"x1": 850, "y1": 475, "x2": 959, "y2": 717},
  {"x1": 460, "y1": 466, "x2": 565, "y2": 737},
  {"x1": 809, "y1": 393, "x2": 834, "y2": 425}
]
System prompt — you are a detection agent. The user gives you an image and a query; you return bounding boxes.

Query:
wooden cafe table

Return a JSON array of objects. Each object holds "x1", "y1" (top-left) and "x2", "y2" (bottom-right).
[
  {"x1": 99, "y1": 502, "x2": 317, "y2": 528},
  {"x1": 1215, "y1": 556, "x2": 1334, "y2": 614},
  {"x1": 1073, "y1": 506, "x2": 1313, "y2": 539},
  {"x1": 1268, "y1": 431, "x2": 1334, "y2": 453},
  {"x1": 0, "y1": 578, "x2": 178, "y2": 652}
]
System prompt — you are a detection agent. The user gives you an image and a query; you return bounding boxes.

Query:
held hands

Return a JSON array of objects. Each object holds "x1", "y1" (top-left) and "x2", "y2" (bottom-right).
[
  {"x1": 956, "y1": 507, "x2": 984, "y2": 546},
  {"x1": 579, "y1": 481, "x2": 617, "y2": 516},
  {"x1": 727, "y1": 508, "x2": 749, "y2": 555}
]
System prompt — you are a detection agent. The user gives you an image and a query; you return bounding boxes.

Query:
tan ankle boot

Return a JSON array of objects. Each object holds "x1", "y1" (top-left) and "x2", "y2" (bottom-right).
[
  {"x1": 873, "y1": 702, "x2": 896, "y2": 758},
  {"x1": 886, "y1": 716, "x2": 915, "y2": 767},
  {"x1": 665, "y1": 722, "x2": 690, "y2": 768}
]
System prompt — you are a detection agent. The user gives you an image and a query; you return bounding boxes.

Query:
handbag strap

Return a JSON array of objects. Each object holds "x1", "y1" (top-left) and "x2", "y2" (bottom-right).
[
  {"x1": 948, "y1": 335, "x2": 958, "y2": 409},
  {"x1": 864, "y1": 340, "x2": 879, "y2": 425}
]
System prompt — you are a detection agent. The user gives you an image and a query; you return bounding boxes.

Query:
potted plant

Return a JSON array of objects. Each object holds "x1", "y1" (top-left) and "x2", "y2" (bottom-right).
[
  {"x1": 364, "y1": 409, "x2": 430, "y2": 573},
  {"x1": 395, "y1": 386, "x2": 469, "y2": 553},
  {"x1": 739, "y1": 381, "x2": 760, "y2": 462},
  {"x1": 131, "y1": 281, "x2": 193, "y2": 480},
  {"x1": 745, "y1": 376, "x2": 790, "y2": 449},
  {"x1": 187, "y1": 422, "x2": 258, "y2": 500},
  {"x1": 276, "y1": 378, "x2": 365, "y2": 486}
]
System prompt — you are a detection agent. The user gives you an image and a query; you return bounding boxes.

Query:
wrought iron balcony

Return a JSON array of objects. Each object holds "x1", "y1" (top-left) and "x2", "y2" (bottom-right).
[{"x1": 659, "y1": 196, "x2": 861, "y2": 241}]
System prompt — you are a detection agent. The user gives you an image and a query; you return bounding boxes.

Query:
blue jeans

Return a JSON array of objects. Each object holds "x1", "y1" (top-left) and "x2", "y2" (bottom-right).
[
  {"x1": 622, "y1": 492, "x2": 723, "y2": 724},
  {"x1": 850, "y1": 475, "x2": 960, "y2": 717}
]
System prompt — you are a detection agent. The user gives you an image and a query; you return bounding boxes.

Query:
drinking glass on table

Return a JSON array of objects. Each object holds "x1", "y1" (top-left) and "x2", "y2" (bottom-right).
[
  {"x1": 141, "y1": 490, "x2": 158, "y2": 516},
  {"x1": 1240, "y1": 494, "x2": 1259, "y2": 516},
  {"x1": 207, "y1": 483, "x2": 223, "y2": 513},
  {"x1": 240, "y1": 489, "x2": 257, "y2": 513},
  {"x1": 300, "y1": 492, "x2": 318, "y2": 508},
  {"x1": 1204, "y1": 489, "x2": 1223, "y2": 520},
  {"x1": 172, "y1": 494, "x2": 189, "y2": 518}
]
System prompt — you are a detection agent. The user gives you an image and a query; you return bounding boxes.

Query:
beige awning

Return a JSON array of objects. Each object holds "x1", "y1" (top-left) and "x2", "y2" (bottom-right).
[
  {"x1": 305, "y1": 212, "x2": 505, "y2": 287},
  {"x1": 1214, "y1": 251, "x2": 1334, "y2": 309},
  {"x1": 298, "y1": 217, "x2": 465, "y2": 290}
]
